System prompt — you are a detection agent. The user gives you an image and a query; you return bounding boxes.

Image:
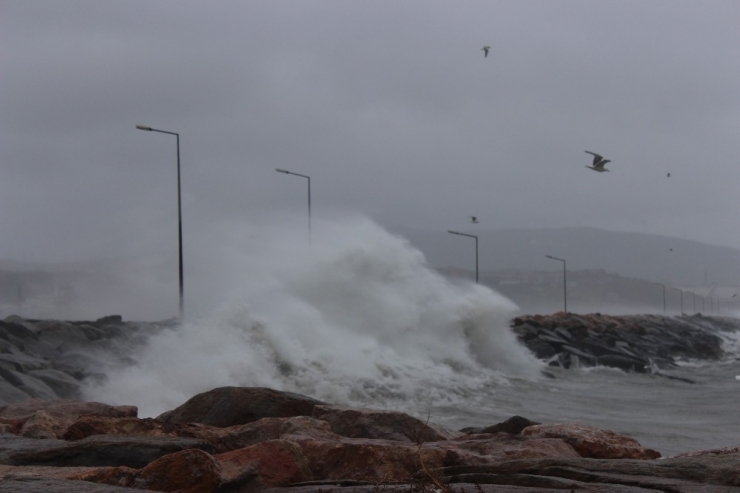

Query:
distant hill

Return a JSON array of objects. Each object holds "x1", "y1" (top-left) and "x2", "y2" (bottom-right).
[{"x1": 394, "y1": 226, "x2": 740, "y2": 287}]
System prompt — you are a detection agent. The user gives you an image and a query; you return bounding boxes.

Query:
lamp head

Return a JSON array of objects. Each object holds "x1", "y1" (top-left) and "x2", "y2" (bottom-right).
[
  {"x1": 136, "y1": 125, "x2": 153, "y2": 131},
  {"x1": 275, "y1": 168, "x2": 290, "y2": 174}
]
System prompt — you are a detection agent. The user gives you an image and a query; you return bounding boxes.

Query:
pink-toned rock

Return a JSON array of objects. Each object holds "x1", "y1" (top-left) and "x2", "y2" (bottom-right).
[
  {"x1": 442, "y1": 433, "x2": 581, "y2": 463},
  {"x1": 278, "y1": 428, "x2": 582, "y2": 482},
  {"x1": 312, "y1": 405, "x2": 459, "y2": 443},
  {"x1": 0, "y1": 398, "x2": 137, "y2": 439},
  {"x1": 0, "y1": 399, "x2": 137, "y2": 420},
  {"x1": 521, "y1": 423, "x2": 661, "y2": 459},
  {"x1": 19, "y1": 410, "x2": 66, "y2": 439},
  {"x1": 69, "y1": 449, "x2": 222, "y2": 493},
  {"x1": 216, "y1": 439, "x2": 313, "y2": 488},
  {"x1": 219, "y1": 415, "x2": 333, "y2": 452},
  {"x1": 290, "y1": 435, "x2": 438, "y2": 482},
  {"x1": 62, "y1": 415, "x2": 224, "y2": 447}
]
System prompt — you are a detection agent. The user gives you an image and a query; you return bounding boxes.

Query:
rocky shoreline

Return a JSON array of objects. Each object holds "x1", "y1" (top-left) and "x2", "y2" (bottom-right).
[
  {"x1": 0, "y1": 314, "x2": 739, "y2": 491},
  {"x1": 1, "y1": 386, "x2": 739, "y2": 492}
]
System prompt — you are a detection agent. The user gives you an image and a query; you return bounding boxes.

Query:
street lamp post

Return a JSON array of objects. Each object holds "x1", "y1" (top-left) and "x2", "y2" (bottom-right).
[
  {"x1": 276, "y1": 169, "x2": 311, "y2": 242},
  {"x1": 546, "y1": 255, "x2": 567, "y2": 313},
  {"x1": 653, "y1": 282, "x2": 666, "y2": 314},
  {"x1": 448, "y1": 231, "x2": 478, "y2": 284},
  {"x1": 691, "y1": 291, "x2": 696, "y2": 314},
  {"x1": 136, "y1": 124, "x2": 183, "y2": 318},
  {"x1": 674, "y1": 288, "x2": 684, "y2": 315}
]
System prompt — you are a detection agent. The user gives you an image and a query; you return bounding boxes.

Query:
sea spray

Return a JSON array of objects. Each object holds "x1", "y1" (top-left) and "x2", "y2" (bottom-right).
[{"x1": 83, "y1": 216, "x2": 542, "y2": 418}]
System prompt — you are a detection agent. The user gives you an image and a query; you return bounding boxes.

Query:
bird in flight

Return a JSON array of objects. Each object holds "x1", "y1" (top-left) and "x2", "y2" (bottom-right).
[
  {"x1": 584, "y1": 151, "x2": 611, "y2": 172},
  {"x1": 667, "y1": 173, "x2": 671, "y2": 178},
  {"x1": 481, "y1": 46, "x2": 490, "y2": 58},
  {"x1": 469, "y1": 216, "x2": 479, "y2": 224}
]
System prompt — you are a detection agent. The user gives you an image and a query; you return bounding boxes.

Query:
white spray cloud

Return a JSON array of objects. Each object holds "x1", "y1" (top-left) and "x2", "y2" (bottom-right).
[{"x1": 84, "y1": 215, "x2": 542, "y2": 417}]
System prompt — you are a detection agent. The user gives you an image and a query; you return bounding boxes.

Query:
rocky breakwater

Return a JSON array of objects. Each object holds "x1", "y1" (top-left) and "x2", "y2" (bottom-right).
[
  {"x1": 2, "y1": 386, "x2": 739, "y2": 493},
  {"x1": 512, "y1": 313, "x2": 740, "y2": 374},
  {"x1": 0, "y1": 315, "x2": 173, "y2": 406}
]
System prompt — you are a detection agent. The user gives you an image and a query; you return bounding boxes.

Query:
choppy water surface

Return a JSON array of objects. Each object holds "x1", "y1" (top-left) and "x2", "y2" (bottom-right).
[{"x1": 83, "y1": 217, "x2": 740, "y2": 457}]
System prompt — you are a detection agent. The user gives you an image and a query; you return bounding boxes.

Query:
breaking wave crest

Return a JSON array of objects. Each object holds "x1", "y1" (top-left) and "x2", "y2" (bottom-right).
[{"x1": 83, "y1": 216, "x2": 542, "y2": 418}]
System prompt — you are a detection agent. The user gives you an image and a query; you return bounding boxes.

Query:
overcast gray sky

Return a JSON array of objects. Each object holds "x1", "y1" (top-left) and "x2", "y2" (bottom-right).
[{"x1": 2, "y1": 0, "x2": 739, "y2": 264}]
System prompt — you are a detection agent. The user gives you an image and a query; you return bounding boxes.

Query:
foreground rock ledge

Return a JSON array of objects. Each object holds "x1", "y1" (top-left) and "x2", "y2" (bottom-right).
[{"x1": 0, "y1": 386, "x2": 738, "y2": 492}]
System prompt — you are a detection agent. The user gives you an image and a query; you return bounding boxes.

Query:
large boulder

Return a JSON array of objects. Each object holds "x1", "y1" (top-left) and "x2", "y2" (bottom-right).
[
  {"x1": 0, "y1": 399, "x2": 137, "y2": 439},
  {"x1": 218, "y1": 416, "x2": 333, "y2": 453},
  {"x1": 312, "y1": 405, "x2": 458, "y2": 443},
  {"x1": 217, "y1": 439, "x2": 314, "y2": 488},
  {"x1": 0, "y1": 378, "x2": 32, "y2": 406},
  {"x1": 26, "y1": 369, "x2": 81, "y2": 399},
  {"x1": 61, "y1": 415, "x2": 224, "y2": 448},
  {"x1": 1, "y1": 434, "x2": 214, "y2": 468},
  {"x1": 521, "y1": 423, "x2": 661, "y2": 459},
  {"x1": 479, "y1": 416, "x2": 541, "y2": 435},
  {"x1": 157, "y1": 387, "x2": 327, "y2": 427},
  {"x1": 0, "y1": 368, "x2": 58, "y2": 400},
  {"x1": 69, "y1": 448, "x2": 222, "y2": 493}
]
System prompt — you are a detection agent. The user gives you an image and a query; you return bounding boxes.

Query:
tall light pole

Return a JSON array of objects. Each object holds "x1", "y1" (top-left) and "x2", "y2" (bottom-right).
[
  {"x1": 136, "y1": 124, "x2": 183, "y2": 318},
  {"x1": 546, "y1": 255, "x2": 567, "y2": 313},
  {"x1": 673, "y1": 287, "x2": 684, "y2": 315},
  {"x1": 448, "y1": 231, "x2": 478, "y2": 284},
  {"x1": 653, "y1": 282, "x2": 666, "y2": 314},
  {"x1": 691, "y1": 291, "x2": 696, "y2": 314},
  {"x1": 276, "y1": 169, "x2": 311, "y2": 242}
]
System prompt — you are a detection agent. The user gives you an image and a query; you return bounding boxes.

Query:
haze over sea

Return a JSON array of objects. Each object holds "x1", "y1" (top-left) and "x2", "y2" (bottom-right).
[{"x1": 82, "y1": 217, "x2": 740, "y2": 458}]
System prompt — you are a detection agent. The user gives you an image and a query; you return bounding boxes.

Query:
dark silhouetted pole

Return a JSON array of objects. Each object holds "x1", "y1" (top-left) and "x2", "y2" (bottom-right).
[
  {"x1": 276, "y1": 169, "x2": 311, "y2": 242},
  {"x1": 691, "y1": 291, "x2": 696, "y2": 313},
  {"x1": 448, "y1": 231, "x2": 478, "y2": 284},
  {"x1": 136, "y1": 124, "x2": 183, "y2": 318},
  {"x1": 673, "y1": 287, "x2": 684, "y2": 315},
  {"x1": 546, "y1": 255, "x2": 567, "y2": 313},
  {"x1": 653, "y1": 282, "x2": 666, "y2": 314}
]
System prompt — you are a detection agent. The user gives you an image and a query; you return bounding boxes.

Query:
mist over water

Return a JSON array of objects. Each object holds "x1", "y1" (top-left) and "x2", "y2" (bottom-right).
[{"x1": 84, "y1": 216, "x2": 542, "y2": 418}]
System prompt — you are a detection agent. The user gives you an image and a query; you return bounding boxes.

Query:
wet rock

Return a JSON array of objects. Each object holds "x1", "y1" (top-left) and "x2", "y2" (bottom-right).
[
  {"x1": 596, "y1": 354, "x2": 649, "y2": 372},
  {"x1": 26, "y1": 369, "x2": 81, "y2": 399},
  {"x1": 512, "y1": 313, "x2": 734, "y2": 373},
  {"x1": 0, "y1": 368, "x2": 58, "y2": 400},
  {"x1": 0, "y1": 353, "x2": 51, "y2": 373},
  {"x1": 479, "y1": 416, "x2": 540, "y2": 435},
  {"x1": 0, "y1": 320, "x2": 38, "y2": 340},
  {"x1": 311, "y1": 405, "x2": 458, "y2": 443},
  {"x1": 157, "y1": 386, "x2": 328, "y2": 427},
  {"x1": 521, "y1": 423, "x2": 661, "y2": 459},
  {"x1": 0, "y1": 378, "x2": 32, "y2": 406}
]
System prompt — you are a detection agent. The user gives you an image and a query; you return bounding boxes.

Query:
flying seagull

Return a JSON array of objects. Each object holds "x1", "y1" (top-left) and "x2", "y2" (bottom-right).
[
  {"x1": 584, "y1": 151, "x2": 611, "y2": 172},
  {"x1": 667, "y1": 173, "x2": 671, "y2": 178},
  {"x1": 481, "y1": 46, "x2": 490, "y2": 58},
  {"x1": 469, "y1": 216, "x2": 479, "y2": 224}
]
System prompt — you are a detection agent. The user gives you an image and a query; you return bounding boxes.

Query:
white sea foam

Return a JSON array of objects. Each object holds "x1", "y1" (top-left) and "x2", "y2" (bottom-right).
[{"x1": 83, "y1": 216, "x2": 542, "y2": 418}]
